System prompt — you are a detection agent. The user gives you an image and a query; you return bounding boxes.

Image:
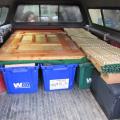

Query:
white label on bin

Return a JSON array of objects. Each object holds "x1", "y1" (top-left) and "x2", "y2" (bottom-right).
[
  {"x1": 86, "y1": 78, "x2": 92, "y2": 84},
  {"x1": 5, "y1": 63, "x2": 35, "y2": 68},
  {"x1": 13, "y1": 82, "x2": 31, "y2": 89},
  {"x1": 50, "y1": 79, "x2": 69, "y2": 90}
]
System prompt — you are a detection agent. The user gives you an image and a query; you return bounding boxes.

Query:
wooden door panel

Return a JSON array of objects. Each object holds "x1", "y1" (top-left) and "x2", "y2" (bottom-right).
[{"x1": 0, "y1": 30, "x2": 85, "y2": 61}]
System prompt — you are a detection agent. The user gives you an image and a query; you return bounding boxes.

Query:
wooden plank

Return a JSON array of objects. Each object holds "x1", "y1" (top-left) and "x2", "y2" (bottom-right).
[
  {"x1": 47, "y1": 34, "x2": 60, "y2": 43},
  {"x1": 21, "y1": 35, "x2": 33, "y2": 43},
  {"x1": 101, "y1": 73, "x2": 120, "y2": 84},
  {"x1": 64, "y1": 28, "x2": 98, "y2": 39},
  {"x1": 18, "y1": 44, "x2": 63, "y2": 51}
]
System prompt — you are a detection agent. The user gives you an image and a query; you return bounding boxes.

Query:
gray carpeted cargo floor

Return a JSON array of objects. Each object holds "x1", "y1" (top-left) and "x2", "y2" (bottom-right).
[{"x1": 0, "y1": 85, "x2": 108, "y2": 120}]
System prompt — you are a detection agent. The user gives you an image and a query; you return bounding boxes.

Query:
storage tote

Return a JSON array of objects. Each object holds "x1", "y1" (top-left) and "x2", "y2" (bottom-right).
[
  {"x1": 2, "y1": 64, "x2": 39, "y2": 93},
  {"x1": 76, "y1": 62, "x2": 94, "y2": 89},
  {"x1": 41, "y1": 64, "x2": 77, "y2": 91}
]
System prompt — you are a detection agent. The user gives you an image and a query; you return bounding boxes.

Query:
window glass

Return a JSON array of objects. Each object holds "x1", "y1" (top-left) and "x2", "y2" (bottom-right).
[
  {"x1": 0, "y1": 7, "x2": 8, "y2": 25},
  {"x1": 59, "y1": 6, "x2": 82, "y2": 22},
  {"x1": 14, "y1": 5, "x2": 83, "y2": 23},
  {"x1": 89, "y1": 9, "x2": 103, "y2": 25},
  {"x1": 40, "y1": 5, "x2": 58, "y2": 22},
  {"x1": 103, "y1": 10, "x2": 120, "y2": 30},
  {"x1": 14, "y1": 5, "x2": 39, "y2": 22}
]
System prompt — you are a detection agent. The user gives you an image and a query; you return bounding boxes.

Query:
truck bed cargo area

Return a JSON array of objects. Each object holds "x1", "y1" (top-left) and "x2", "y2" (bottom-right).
[
  {"x1": 0, "y1": 1, "x2": 120, "y2": 120},
  {"x1": 0, "y1": 85, "x2": 107, "y2": 120}
]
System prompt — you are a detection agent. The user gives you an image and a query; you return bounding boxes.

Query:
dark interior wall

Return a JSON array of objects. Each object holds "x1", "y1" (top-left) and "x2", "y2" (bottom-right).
[
  {"x1": 0, "y1": 0, "x2": 15, "y2": 6},
  {"x1": 81, "y1": 0, "x2": 120, "y2": 8},
  {"x1": 0, "y1": 0, "x2": 83, "y2": 5},
  {"x1": 1, "y1": 0, "x2": 120, "y2": 7},
  {"x1": 17, "y1": 0, "x2": 79, "y2": 4}
]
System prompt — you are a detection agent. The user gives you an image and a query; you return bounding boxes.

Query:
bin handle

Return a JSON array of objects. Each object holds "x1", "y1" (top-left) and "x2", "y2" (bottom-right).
[
  {"x1": 10, "y1": 67, "x2": 29, "y2": 73},
  {"x1": 53, "y1": 67, "x2": 67, "y2": 70}
]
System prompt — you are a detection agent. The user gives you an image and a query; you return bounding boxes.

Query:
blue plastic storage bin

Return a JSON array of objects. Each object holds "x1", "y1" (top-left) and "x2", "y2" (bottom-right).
[
  {"x1": 2, "y1": 64, "x2": 39, "y2": 93},
  {"x1": 41, "y1": 64, "x2": 77, "y2": 91}
]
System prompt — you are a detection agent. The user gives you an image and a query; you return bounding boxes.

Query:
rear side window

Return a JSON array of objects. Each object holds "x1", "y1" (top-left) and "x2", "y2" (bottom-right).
[
  {"x1": 103, "y1": 10, "x2": 120, "y2": 30},
  {"x1": 14, "y1": 5, "x2": 83, "y2": 23},
  {"x1": 89, "y1": 8, "x2": 120, "y2": 31},
  {"x1": 40, "y1": 5, "x2": 58, "y2": 22},
  {"x1": 59, "y1": 6, "x2": 83, "y2": 22},
  {"x1": 14, "y1": 5, "x2": 39, "y2": 22},
  {"x1": 0, "y1": 7, "x2": 8, "y2": 25},
  {"x1": 89, "y1": 9, "x2": 103, "y2": 25}
]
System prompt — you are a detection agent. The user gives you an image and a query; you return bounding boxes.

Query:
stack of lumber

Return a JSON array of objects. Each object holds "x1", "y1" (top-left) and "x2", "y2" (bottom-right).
[
  {"x1": 64, "y1": 28, "x2": 120, "y2": 84},
  {"x1": 64, "y1": 28, "x2": 98, "y2": 39}
]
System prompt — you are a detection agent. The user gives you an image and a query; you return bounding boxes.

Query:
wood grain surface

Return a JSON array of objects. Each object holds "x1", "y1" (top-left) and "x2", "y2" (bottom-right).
[
  {"x1": 101, "y1": 73, "x2": 120, "y2": 84},
  {"x1": 68, "y1": 29, "x2": 120, "y2": 68},
  {"x1": 0, "y1": 30, "x2": 85, "y2": 61}
]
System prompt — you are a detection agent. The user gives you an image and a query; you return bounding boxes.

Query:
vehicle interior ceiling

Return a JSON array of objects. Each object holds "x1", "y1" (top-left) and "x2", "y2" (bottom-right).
[{"x1": 0, "y1": 0, "x2": 120, "y2": 47}]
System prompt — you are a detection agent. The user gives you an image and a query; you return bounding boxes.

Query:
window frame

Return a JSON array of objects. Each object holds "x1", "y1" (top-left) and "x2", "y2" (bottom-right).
[
  {"x1": 0, "y1": 6, "x2": 9, "y2": 26},
  {"x1": 88, "y1": 7, "x2": 120, "y2": 32},
  {"x1": 14, "y1": 4, "x2": 84, "y2": 24}
]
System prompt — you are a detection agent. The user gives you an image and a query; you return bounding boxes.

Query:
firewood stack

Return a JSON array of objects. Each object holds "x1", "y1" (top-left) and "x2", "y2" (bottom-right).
[{"x1": 64, "y1": 28, "x2": 120, "y2": 84}]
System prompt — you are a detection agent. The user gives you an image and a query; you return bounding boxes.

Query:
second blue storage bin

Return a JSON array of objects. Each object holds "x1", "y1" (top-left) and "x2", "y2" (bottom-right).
[{"x1": 41, "y1": 64, "x2": 77, "y2": 91}]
